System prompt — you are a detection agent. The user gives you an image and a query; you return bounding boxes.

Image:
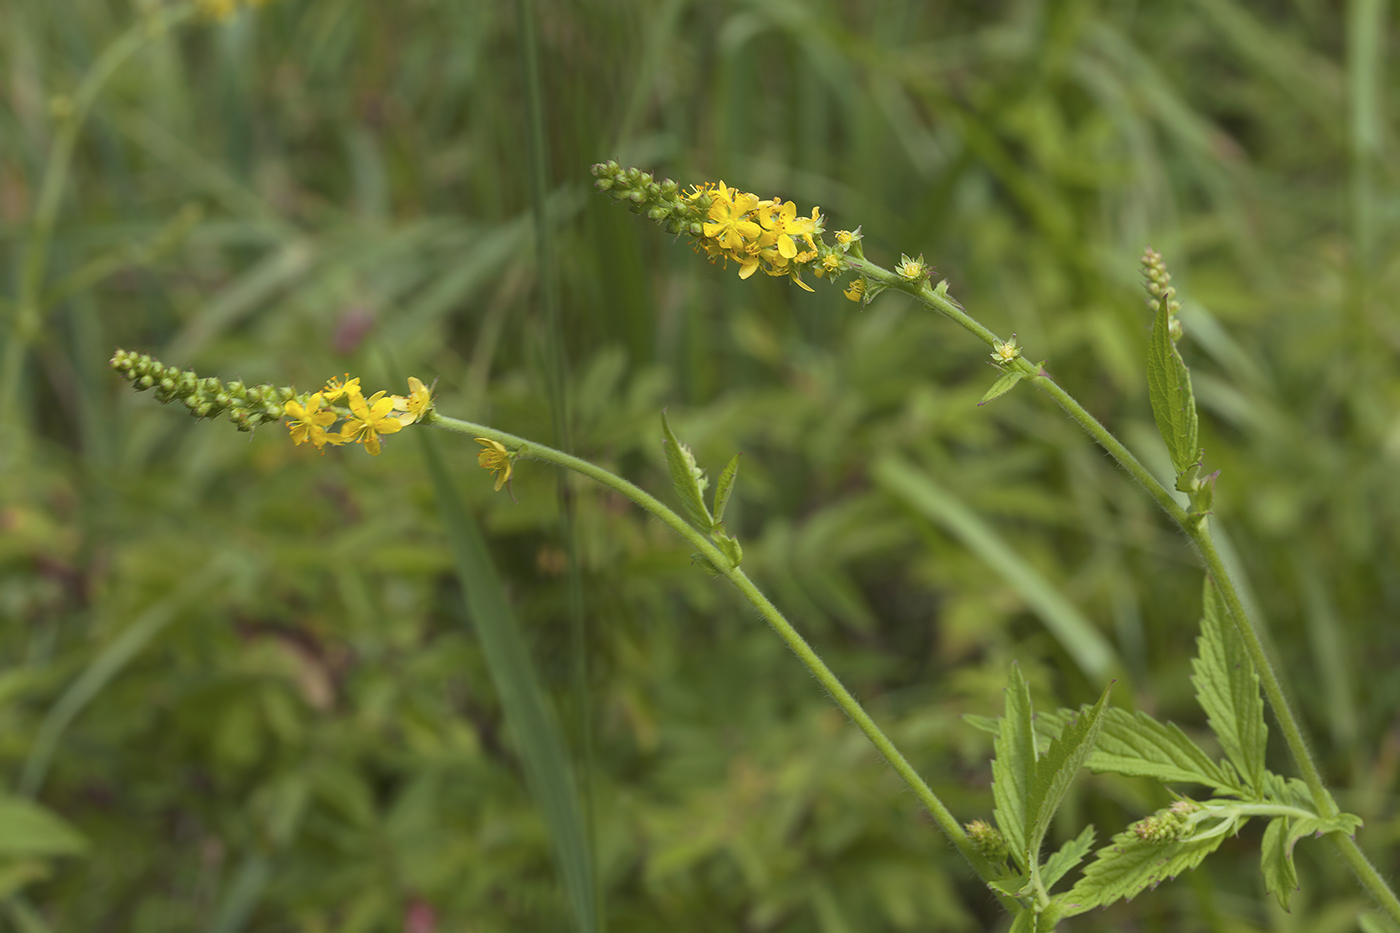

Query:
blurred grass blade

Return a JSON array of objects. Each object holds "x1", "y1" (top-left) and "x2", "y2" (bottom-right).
[
  {"x1": 873, "y1": 456, "x2": 1118, "y2": 681},
  {"x1": 1348, "y1": 0, "x2": 1384, "y2": 271},
  {"x1": 205, "y1": 855, "x2": 272, "y2": 933},
  {"x1": 17, "y1": 556, "x2": 232, "y2": 798},
  {"x1": 417, "y1": 429, "x2": 596, "y2": 933}
]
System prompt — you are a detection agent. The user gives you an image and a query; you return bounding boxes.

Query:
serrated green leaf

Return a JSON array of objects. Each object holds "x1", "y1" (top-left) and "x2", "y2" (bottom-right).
[
  {"x1": 1025, "y1": 688, "x2": 1110, "y2": 867},
  {"x1": 1041, "y1": 823, "x2": 1096, "y2": 890},
  {"x1": 1192, "y1": 577, "x2": 1267, "y2": 792},
  {"x1": 979, "y1": 369, "x2": 1026, "y2": 405},
  {"x1": 1263, "y1": 772, "x2": 1325, "y2": 811},
  {"x1": 1036, "y1": 706, "x2": 1236, "y2": 793},
  {"x1": 1146, "y1": 294, "x2": 1199, "y2": 475},
  {"x1": 988, "y1": 873, "x2": 1032, "y2": 897},
  {"x1": 1056, "y1": 822, "x2": 1228, "y2": 917},
  {"x1": 1007, "y1": 907, "x2": 1037, "y2": 933},
  {"x1": 713, "y1": 533, "x2": 742, "y2": 568},
  {"x1": 1260, "y1": 809, "x2": 1364, "y2": 911},
  {"x1": 992, "y1": 664, "x2": 1037, "y2": 872},
  {"x1": 1260, "y1": 817, "x2": 1298, "y2": 911},
  {"x1": 712, "y1": 453, "x2": 741, "y2": 526},
  {"x1": 661, "y1": 411, "x2": 712, "y2": 531},
  {"x1": 963, "y1": 713, "x2": 1001, "y2": 736}
]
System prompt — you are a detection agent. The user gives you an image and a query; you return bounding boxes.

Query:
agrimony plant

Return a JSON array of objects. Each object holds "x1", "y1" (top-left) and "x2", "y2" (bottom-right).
[{"x1": 109, "y1": 162, "x2": 1400, "y2": 931}]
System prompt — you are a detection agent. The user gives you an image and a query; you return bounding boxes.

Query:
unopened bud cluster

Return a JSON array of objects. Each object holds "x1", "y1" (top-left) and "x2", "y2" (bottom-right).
[
  {"x1": 1141, "y1": 247, "x2": 1183, "y2": 341},
  {"x1": 591, "y1": 162, "x2": 708, "y2": 237},
  {"x1": 964, "y1": 819, "x2": 1010, "y2": 864},
  {"x1": 110, "y1": 349, "x2": 291, "y2": 432},
  {"x1": 1131, "y1": 799, "x2": 1201, "y2": 844}
]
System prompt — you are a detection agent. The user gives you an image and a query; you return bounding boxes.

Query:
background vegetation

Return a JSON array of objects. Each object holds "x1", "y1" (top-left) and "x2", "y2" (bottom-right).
[{"x1": 3, "y1": 0, "x2": 1399, "y2": 930}]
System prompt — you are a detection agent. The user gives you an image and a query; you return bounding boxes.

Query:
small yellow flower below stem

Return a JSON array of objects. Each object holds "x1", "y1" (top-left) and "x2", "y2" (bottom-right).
[{"x1": 475, "y1": 438, "x2": 514, "y2": 493}]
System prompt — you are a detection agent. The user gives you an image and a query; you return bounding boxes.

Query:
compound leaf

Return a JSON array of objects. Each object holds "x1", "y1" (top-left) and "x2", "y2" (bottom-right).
[
  {"x1": 661, "y1": 411, "x2": 712, "y2": 532},
  {"x1": 1056, "y1": 824, "x2": 1227, "y2": 918},
  {"x1": 1192, "y1": 577, "x2": 1267, "y2": 793},
  {"x1": 1146, "y1": 294, "x2": 1199, "y2": 475},
  {"x1": 992, "y1": 664, "x2": 1037, "y2": 872},
  {"x1": 1025, "y1": 688, "x2": 1110, "y2": 868},
  {"x1": 1041, "y1": 823, "x2": 1096, "y2": 890},
  {"x1": 712, "y1": 453, "x2": 741, "y2": 527},
  {"x1": 1036, "y1": 706, "x2": 1235, "y2": 793}
]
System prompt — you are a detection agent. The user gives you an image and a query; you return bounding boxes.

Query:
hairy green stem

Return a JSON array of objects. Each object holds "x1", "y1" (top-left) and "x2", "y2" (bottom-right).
[
  {"x1": 848, "y1": 257, "x2": 1400, "y2": 922},
  {"x1": 426, "y1": 411, "x2": 1000, "y2": 884}
]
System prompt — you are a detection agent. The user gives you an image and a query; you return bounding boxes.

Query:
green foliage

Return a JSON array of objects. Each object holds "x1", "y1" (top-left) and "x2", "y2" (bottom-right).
[
  {"x1": 4, "y1": 0, "x2": 1399, "y2": 930},
  {"x1": 1192, "y1": 578, "x2": 1268, "y2": 795},
  {"x1": 1146, "y1": 292, "x2": 1199, "y2": 477},
  {"x1": 1055, "y1": 822, "x2": 1228, "y2": 919},
  {"x1": 992, "y1": 664, "x2": 1037, "y2": 874}
]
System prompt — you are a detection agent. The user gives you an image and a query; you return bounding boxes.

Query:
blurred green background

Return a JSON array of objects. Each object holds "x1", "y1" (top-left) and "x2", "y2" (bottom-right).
[{"x1": 3, "y1": 0, "x2": 1400, "y2": 930}]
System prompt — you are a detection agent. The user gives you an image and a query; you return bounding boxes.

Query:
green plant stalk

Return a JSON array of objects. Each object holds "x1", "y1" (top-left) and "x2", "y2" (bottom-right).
[
  {"x1": 1, "y1": 2, "x2": 195, "y2": 447},
  {"x1": 845, "y1": 256, "x2": 1400, "y2": 923},
  {"x1": 514, "y1": 3, "x2": 599, "y2": 927},
  {"x1": 426, "y1": 411, "x2": 1003, "y2": 887}
]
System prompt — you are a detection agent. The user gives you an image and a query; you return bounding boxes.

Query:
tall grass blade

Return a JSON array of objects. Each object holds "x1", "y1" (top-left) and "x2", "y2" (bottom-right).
[
  {"x1": 417, "y1": 430, "x2": 596, "y2": 932},
  {"x1": 874, "y1": 456, "x2": 1118, "y2": 681}
]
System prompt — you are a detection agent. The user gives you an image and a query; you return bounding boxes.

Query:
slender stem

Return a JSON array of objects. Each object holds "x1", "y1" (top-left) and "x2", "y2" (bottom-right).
[
  {"x1": 1333, "y1": 833, "x2": 1400, "y2": 921},
  {"x1": 426, "y1": 411, "x2": 1000, "y2": 883},
  {"x1": 851, "y1": 256, "x2": 1400, "y2": 922},
  {"x1": 1, "y1": 3, "x2": 194, "y2": 448}
]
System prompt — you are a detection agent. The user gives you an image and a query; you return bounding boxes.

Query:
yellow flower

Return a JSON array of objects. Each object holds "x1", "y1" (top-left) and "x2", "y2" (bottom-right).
[
  {"x1": 759, "y1": 200, "x2": 808, "y2": 260},
  {"x1": 844, "y1": 278, "x2": 866, "y2": 302},
  {"x1": 896, "y1": 253, "x2": 931, "y2": 282},
  {"x1": 991, "y1": 336, "x2": 1021, "y2": 363},
  {"x1": 391, "y1": 376, "x2": 435, "y2": 425},
  {"x1": 339, "y1": 387, "x2": 403, "y2": 455},
  {"x1": 475, "y1": 438, "x2": 513, "y2": 492},
  {"x1": 284, "y1": 392, "x2": 343, "y2": 449},
  {"x1": 701, "y1": 183, "x2": 761, "y2": 251},
  {"x1": 321, "y1": 374, "x2": 361, "y2": 402}
]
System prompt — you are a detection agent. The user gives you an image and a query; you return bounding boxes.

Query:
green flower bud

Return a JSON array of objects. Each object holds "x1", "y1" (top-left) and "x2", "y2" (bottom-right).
[{"x1": 965, "y1": 819, "x2": 1010, "y2": 864}]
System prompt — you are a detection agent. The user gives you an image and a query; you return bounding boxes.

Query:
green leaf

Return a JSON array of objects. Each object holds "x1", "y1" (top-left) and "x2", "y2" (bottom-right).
[
  {"x1": 1145, "y1": 293, "x2": 1199, "y2": 475},
  {"x1": 712, "y1": 453, "x2": 741, "y2": 526},
  {"x1": 1041, "y1": 823, "x2": 1096, "y2": 890},
  {"x1": 1036, "y1": 706, "x2": 1236, "y2": 793},
  {"x1": 0, "y1": 796, "x2": 88, "y2": 858},
  {"x1": 1007, "y1": 907, "x2": 1037, "y2": 933},
  {"x1": 963, "y1": 713, "x2": 1001, "y2": 736},
  {"x1": 1056, "y1": 823, "x2": 1228, "y2": 917},
  {"x1": 1260, "y1": 817, "x2": 1298, "y2": 911},
  {"x1": 713, "y1": 532, "x2": 743, "y2": 568},
  {"x1": 979, "y1": 369, "x2": 1026, "y2": 405},
  {"x1": 1025, "y1": 688, "x2": 1110, "y2": 867},
  {"x1": 1261, "y1": 811, "x2": 1364, "y2": 911},
  {"x1": 1192, "y1": 577, "x2": 1267, "y2": 792},
  {"x1": 661, "y1": 411, "x2": 713, "y2": 532},
  {"x1": 992, "y1": 664, "x2": 1037, "y2": 872},
  {"x1": 419, "y1": 431, "x2": 596, "y2": 933}
]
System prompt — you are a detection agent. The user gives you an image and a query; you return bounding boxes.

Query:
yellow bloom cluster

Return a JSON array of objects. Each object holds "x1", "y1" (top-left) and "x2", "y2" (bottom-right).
[
  {"x1": 591, "y1": 163, "x2": 868, "y2": 298},
  {"x1": 687, "y1": 182, "x2": 824, "y2": 292},
  {"x1": 285, "y1": 375, "x2": 434, "y2": 455}
]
